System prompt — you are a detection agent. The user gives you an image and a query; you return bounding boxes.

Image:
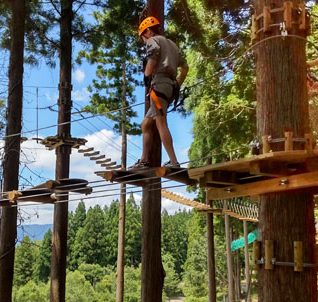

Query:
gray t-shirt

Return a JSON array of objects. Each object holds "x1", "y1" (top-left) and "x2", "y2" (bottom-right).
[{"x1": 146, "y1": 35, "x2": 186, "y2": 83}]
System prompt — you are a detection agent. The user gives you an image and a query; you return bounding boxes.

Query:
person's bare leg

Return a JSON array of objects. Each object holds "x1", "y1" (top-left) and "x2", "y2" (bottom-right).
[
  {"x1": 140, "y1": 117, "x2": 155, "y2": 162},
  {"x1": 155, "y1": 115, "x2": 178, "y2": 164}
]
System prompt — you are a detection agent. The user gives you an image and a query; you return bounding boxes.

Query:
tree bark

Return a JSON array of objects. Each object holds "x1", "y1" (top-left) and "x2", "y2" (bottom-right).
[
  {"x1": 254, "y1": 1, "x2": 317, "y2": 301},
  {"x1": 50, "y1": 1, "x2": 73, "y2": 301},
  {"x1": 116, "y1": 63, "x2": 128, "y2": 302},
  {"x1": 141, "y1": 2, "x2": 165, "y2": 301},
  {"x1": 0, "y1": 1, "x2": 25, "y2": 300},
  {"x1": 206, "y1": 198, "x2": 217, "y2": 302}
]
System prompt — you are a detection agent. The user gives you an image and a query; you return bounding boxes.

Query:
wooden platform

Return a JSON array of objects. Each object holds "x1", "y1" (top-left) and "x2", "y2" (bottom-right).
[
  {"x1": 188, "y1": 150, "x2": 318, "y2": 200},
  {"x1": 0, "y1": 178, "x2": 92, "y2": 206},
  {"x1": 96, "y1": 166, "x2": 196, "y2": 187}
]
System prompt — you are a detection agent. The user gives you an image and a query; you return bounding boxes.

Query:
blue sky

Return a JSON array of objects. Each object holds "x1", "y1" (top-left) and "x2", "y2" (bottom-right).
[{"x1": 1, "y1": 49, "x2": 195, "y2": 225}]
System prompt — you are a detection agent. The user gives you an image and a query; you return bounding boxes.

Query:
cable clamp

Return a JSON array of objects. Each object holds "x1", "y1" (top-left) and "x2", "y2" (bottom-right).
[{"x1": 280, "y1": 22, "x2": 288, "y2": 37}]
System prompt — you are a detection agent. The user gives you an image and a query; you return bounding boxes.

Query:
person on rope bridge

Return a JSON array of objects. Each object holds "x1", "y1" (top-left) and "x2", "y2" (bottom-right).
[{"x1": 130, "y1": 16, "x2": 189, "y2": 169}]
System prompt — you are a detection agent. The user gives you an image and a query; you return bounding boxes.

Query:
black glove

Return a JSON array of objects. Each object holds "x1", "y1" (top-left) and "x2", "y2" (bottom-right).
[{"x1": 144, "y1": 75, "x2": 152, "y2": 88}]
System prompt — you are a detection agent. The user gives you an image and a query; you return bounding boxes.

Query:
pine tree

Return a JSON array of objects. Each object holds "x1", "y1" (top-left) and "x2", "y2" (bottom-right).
[
  {"x1": 14, "y1": 236, "x2": 38, "y2": 287},
  {"x1": 72, "y1": 205, "x2": 108, "y2": 267},
  {"x1": 68, "y1": 201, "x2": 86, "y2": 270},
  {"x1": 34, "y1": 229, "x2": 52, "y2": 283}
]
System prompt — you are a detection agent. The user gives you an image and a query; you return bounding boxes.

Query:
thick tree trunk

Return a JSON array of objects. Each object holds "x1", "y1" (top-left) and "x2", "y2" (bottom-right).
[
  {"x1": 141, "y1": 2, "x2": 165, "y2": 301},
  {"x1": 254, "y1": 1, "x2": 317, "y2": 301},
  {"x1": 0, "y1": 1, "x2": 25, "y2": 300},
  {"x1": 50, "y1": 1, "x2": 73, "y2": 301}
]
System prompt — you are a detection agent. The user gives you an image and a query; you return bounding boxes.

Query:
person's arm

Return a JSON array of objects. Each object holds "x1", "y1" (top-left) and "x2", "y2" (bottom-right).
[
  {"x1": 144, "y1": 58, "x2": 157, "y2": 77},
  {"x1": 176, "y1": 62, "x2": 189, "y2": 86}
]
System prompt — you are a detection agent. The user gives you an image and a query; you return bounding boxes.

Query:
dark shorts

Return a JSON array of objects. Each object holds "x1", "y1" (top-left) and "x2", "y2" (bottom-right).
[{"x1": 145, "y1": 82, "x2": 173, "y2": 119}]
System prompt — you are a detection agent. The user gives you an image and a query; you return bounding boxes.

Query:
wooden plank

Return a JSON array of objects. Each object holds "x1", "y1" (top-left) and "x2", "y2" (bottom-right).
[
  {"x1": 200, "y1": 170, "x2": 238, "y2": 186},
  {"x1": 156, "y1": 167, "x2": 197, "y2": 186},
  {"x1": 294, "y1": 241, "x2": 303, "y2": 272},
  {"x1": 189, "y1": 150, "x2": 318, "y2": 180},
  {"x1": 78, "y1": 147, "x2": 94, "y2": 153},
  {"x1": 101, "y1": 161, "x2": 117, "y2": 168},
  {"x1": 90, "y1": 154, "x2": 105, "y2": 160},
  {"x1": 84, "y1": 151, "x2": 99, "y2": 157},
  {"x1": 96, "y1": 168, "x2": 158, "y2": 187},
  {"x1": 96, "y1": 158, "x2": 111, "y2": 164},
  {"x1": 207, "y1": 171, "x2": 318, "y2": 200}
]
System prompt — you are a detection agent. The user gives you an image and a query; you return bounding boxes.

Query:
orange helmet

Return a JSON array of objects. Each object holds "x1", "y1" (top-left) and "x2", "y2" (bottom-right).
[{"x1": 138, "y1": 16, "x2": 160, "y2": 36}]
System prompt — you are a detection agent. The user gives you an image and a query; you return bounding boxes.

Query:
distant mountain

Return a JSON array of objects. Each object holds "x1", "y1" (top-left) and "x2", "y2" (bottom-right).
[{"x1": 17, "y1": 224, "x2": 52, "y2": 242}]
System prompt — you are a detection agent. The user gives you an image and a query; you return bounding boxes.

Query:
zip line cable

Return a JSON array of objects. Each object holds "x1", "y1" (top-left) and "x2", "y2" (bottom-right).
[
  {"x1": 10, "y1": 183, "x2": 189, "y2": 208},
  {"x1": 0, "y1": 101, "x2": 145, "y2": 140},
  {"x1": 72, "y1": 101, "x2": 142, "y2": 152},
  {"x1": 0, "y1": 142, "x2": 251, "y2": 198}
]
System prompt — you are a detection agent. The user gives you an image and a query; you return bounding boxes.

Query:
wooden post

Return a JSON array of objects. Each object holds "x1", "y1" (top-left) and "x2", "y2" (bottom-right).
[
  {"x1": 206, "y1": 194, "x2": 217, "y2": 302},
  {"x1": 116, "y1": 63, "x2": 128, "y2": 302},
  {"x1": 283, "y1": 1, "x2": 293, "y2": 30},
  {"x1": 224, "y1": 201, "x2": 234, "y2": 302},
  {"x1": 0, "y1": 1, "x2": 25, "y2": 300},
  {"x1": 262, "y1": 135, "x2": 270, "y2": 153},
  {"x1": 141, "y1": 2, "x2": 165, "y2": 302},
  {"x1": 294, "y1": 241, "x2": 303, "y2": 272},
  {"x1": 284, "y1": 131, "x2": 293, "y2": 151},
  {"x1": 50, "y1": 1, "x2": 73, "y2": 301},
  {"x1": 263, "y1": 6, "x2": 272, "y2": 32},
  {"x1": 305, "y1": 133, "x2": 313, "y2": 152},
  {"x1": 243, "y1": 221, "x2": 252, "y2": 302}
]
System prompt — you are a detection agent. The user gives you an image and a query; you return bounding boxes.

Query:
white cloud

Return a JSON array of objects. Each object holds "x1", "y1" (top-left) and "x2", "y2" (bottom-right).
[
  {"x1": 73, "y1": 69, "x2": 85, "y2": 83},
  {"x1": 72, "y1": 87, "x2": 90, "y2": 102}
]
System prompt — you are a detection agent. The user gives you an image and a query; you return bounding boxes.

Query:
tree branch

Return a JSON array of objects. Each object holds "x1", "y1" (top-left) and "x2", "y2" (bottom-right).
[{"x1": 49, "y1": 0, "x2": 61, "y2": 17}]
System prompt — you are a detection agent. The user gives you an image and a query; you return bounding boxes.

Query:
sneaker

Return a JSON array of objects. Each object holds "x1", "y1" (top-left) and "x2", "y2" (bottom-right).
[
  {"x1": 128, "y1": 159, "x2": 150, "y2": 170},
  {"x1": 163, "y1": 160, "x2": 180, "y2": 168}
]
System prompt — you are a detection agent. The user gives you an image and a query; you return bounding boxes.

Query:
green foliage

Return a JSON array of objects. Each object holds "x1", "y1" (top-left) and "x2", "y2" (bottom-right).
[
  {"x1": 78, "y1": 0, "x2": 143, "y2": 135},
  {"x1": 162, "y1": 209, "x2": 192, "y2": 277},
  {"x1": 34, "y1": 229, "x2": 52, "y2": 283},
  {"x1": 68, "y1": 201, "x2": 86, "y2": 270},
  {"x1": 94, "y1": 267, "x2": 116, "y2": 302},
  {"x1": 78, "y1": 263, "x2": 106, "y2": 288},
  {"x1": 162, "y1": 253, "x2": 182, "y2": 298},
  {"x1": 14, "y1": 236, "x2": 38, "y2": 287},
  {"x1": 123, "y1": 194, "x2": 142, "y2": 266},
  {"x1": 167, "y1": 0, "x2": 256, "y2": 166},
  {"x1": 65, "y1": 270, "x2": 97, "y2": 302},
  {"x1": 13, "y1": 280, "x2": 48, "y2": 302},
  {"x1": 182, "y1": 212, "x2": 208, "y2": 300},
  {"x1": 72, "y1": 205, "x2": 108, "y2": 268},
  {"x1": 124, "y1": 265, "x2": 141, "y2": 302}
]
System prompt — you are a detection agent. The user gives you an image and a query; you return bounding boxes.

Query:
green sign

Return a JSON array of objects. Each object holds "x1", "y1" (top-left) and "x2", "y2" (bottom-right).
[{"x1": 231, "y1": 229, "x2": 258, "y2": 251}]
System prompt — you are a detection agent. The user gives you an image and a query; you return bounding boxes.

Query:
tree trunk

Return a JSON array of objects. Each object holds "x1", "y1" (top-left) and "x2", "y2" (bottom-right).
[
  {"x1": 50, "y1": 1, "x2": 73, "y2": 301},
  {"x1": 254, "y1": 0, "x2": 317, "y2": 301},
  {"x1": 0, "y1": 1, "x2": 25, "y2": 300},
  {"x1": 116, "y1": 63, "x2": 128, "y2": 302},
  {"x1": 141, "y1": 1, "x2": 165, "y2": 301},
  {"x1": 206, "y1": 205, "x2": 217, "y2": 302}
]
